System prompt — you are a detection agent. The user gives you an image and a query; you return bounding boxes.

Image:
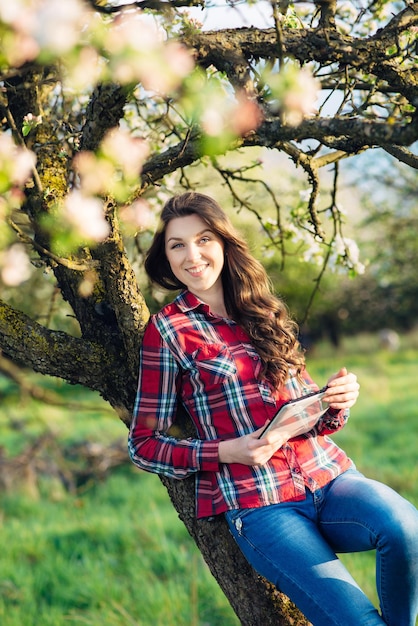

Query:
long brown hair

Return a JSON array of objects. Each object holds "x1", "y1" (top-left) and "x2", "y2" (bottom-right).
[{"x1": 145, "y1": 191, "x2": 305, "y2": 388}]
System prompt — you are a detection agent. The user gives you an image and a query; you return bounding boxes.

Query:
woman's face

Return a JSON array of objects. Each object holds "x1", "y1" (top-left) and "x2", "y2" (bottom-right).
[{"x1": 165, "y1": 214, "x2": 225, "y2": 301}]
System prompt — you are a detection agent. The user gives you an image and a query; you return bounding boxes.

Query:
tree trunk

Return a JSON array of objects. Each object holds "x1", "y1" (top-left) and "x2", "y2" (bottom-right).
[
  {"x1": 162, "y1": 474, "x2": 311, "y2": 625},
  {"x1": 158, "y1": 407, "x2": 311, "y2": 624}
]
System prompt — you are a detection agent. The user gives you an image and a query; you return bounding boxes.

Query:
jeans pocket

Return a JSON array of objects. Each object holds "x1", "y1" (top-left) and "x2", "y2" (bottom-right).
[{"x1": 225, "y1": 508, "x2": 256, "y2": 536}]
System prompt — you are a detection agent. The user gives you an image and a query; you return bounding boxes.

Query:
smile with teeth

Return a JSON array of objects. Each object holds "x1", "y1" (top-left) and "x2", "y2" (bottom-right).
[{"x1": 186, "y1": 264, "x2": 208, "y2": 276}]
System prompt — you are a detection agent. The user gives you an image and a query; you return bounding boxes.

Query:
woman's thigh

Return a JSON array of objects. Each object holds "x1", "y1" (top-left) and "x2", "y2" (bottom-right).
[
  {"x1": 225, "y1": 499, "x2": 384, "y2": 626},
  {"x1": 318, "y1": 469, "x2": 418, "y2": 553}
]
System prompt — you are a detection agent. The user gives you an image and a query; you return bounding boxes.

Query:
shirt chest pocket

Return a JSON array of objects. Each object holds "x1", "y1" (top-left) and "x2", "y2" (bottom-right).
[{"x1": 189, "y1": 343, "x2": 237, "y2": 391}]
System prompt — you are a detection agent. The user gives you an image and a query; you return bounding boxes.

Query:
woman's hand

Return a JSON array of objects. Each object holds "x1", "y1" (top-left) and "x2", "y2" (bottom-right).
[
  {"x1": 219, "y1": 426, "x2": 289, "y2": 466},
  {"x1": 218, "y1": 367, "x2": 359, "y2": 467},
  {"x1": 324, "y1": 367, "x2": 360, "y2": 410}
]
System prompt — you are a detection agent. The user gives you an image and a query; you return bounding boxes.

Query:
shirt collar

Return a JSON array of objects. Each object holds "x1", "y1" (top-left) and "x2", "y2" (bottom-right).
[{"x1": 175, "y1": 290, "x2": 211, "y2": 315}]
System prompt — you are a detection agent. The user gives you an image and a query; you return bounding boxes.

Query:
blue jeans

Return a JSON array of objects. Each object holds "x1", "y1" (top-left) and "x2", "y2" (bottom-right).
[{"x1": 225, "y1": 470, "x2": 418, "y2": 626}]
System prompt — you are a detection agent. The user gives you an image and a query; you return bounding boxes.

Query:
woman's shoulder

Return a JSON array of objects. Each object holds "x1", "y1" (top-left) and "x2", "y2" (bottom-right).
[
  {"x1": 148, "y1": 293, "x2": 193, "y2": 331},
  {"x1": 152, "y1": 300, "x2": 179, "y2": 319},
  {"x1": 142, "y1": 299, "x2": 189, "y2": 349}
]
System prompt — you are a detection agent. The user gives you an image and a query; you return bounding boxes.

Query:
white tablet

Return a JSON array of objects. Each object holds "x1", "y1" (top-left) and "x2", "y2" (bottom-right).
[{"x1": 258, "y1": 386, "x2": 329, "y2": 439}]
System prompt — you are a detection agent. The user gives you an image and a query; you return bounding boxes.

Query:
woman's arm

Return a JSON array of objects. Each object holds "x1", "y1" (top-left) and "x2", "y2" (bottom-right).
[
  {"x1": 128, "y1": 321, "x2": 221, "y2": 479},
  {"x1": 218, "y1": 426, "x2": 288, "y2": 466}
]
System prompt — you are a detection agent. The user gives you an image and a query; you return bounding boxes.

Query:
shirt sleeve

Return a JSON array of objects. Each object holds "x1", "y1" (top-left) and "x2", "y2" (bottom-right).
[
  {"x1": 128, "y1": 319, "x2": 221, "y2": 479},
  {"x1": 317, "y1": 407, "x2": 350, "y2": 433}
]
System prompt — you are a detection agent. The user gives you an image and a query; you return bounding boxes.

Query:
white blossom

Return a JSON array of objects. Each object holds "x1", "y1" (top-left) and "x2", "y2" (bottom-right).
[
  {"x1": 63, "y1": 191, "x2": 109, "y2": 242},
  {"x1": 32, "y1": 0, "x2": 90, "y2": 55},
  {"x1": 302, "y1": 240, "x2": 324, "y2": 266},
  {"x1": 0, "y1": 133, "x2": 36, "y2": 187},
  {"x1": 299, "y1": 189, "x2": 311, "y2": 202},
  {"x1": 330, "y1": 234, "x2": 365, "y2": 275},
  {"x1": 1, "y1": 244, "x2": 32, "y2": 286}
]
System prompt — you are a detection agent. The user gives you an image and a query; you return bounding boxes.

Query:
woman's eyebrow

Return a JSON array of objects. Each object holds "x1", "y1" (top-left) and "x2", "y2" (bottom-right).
[{"x1": 166, "y1": 229, "x2": 212, "y2": 243}]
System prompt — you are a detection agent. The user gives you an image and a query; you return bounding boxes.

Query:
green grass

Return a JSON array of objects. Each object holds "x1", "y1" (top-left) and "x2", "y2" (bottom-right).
[
  {"x1": 0, "y1": 467, "x2": 239, "y2": 626},
  {"x1": 1, "y1": 331, "x2": 418, "y2": 624}
]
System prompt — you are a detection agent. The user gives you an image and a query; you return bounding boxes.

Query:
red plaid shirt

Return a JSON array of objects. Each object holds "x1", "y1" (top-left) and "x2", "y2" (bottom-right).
[{"x1": 129, "y1": 291, "x2": 353, "y2": 518}]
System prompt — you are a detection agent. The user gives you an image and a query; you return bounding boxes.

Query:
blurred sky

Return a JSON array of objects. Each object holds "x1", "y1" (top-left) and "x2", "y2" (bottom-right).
[{"x1": 182, "y1": 1, "x2": 273, "y2": 30}]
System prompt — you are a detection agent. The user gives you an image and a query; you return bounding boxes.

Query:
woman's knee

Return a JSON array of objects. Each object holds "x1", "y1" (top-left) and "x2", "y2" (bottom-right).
[{"x1": 375, "y1": 493, "x2": 418, "y2": 557}]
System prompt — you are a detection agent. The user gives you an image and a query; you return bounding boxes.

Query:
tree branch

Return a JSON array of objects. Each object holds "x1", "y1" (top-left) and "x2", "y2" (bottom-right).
[
  {"x1": 0, "y1": 350, "x2": 114, "y2": 412},
  {"x1": 90, "y1": 203, "x2": 150, "y2": 382},
  {"x1": 9, "y1": 219, "x2": 100, "y2": 272},
  {"x1": 140, "y1": 127, "x2": 203, "y2": 189},
  {"x1": 247, "y1": 115, "x2": 418, "y2": 152},
  {"x1": 184, "y1": 3, "x2": 418, "y2": 103},
  {"x1": 383, "y1": 146, "x2": 418, "y2": 170},
  {"x1": 79, "y1": 83, "x2": 128, "y2": 152},
  {"x1": 315, "y1": 0, "x2": 337, "y2": 29},
  {"x1": 0, "y1": 298, "x2": 135, "y2": 421},
  {"x1": 0, "y1": 299, "x2": 106, "y2": 386},
  {"x1": 139, "y1": 111, "x2": 417, "y2": 192}
]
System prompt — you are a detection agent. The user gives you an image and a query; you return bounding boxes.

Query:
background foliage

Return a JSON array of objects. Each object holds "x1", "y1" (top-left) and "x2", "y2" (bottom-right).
[{"x1": 0, "y1": 1, "x2": 417, "y2": 624}]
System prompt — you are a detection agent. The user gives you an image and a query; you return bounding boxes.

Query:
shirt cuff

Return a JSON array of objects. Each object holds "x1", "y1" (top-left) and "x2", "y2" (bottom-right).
[
  {"x1": 196, "y1": 440, "x2": 221, "y2": 472},
  {"x1": 324, "y1": 407, "x2": 350, "y2": 429}
]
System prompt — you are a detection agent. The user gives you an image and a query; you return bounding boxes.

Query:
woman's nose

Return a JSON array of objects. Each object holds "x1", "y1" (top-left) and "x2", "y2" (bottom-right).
[{"x1": 186, "y1": 244, "x2": 201, "y2": 261}]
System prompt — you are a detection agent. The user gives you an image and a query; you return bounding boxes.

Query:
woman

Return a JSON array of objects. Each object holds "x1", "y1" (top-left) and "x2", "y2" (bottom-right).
[{"x1": 129, "y1": 191, "x2": 418, "y2": 626}]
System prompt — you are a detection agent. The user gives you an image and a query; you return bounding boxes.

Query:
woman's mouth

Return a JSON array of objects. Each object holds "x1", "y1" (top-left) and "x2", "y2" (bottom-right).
[{"x1": 186, "y1": 264, "x2": 208, "y2": 276}]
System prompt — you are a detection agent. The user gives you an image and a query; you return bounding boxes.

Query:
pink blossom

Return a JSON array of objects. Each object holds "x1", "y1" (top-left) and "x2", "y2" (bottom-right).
[
  {"x1": 160, "y1": 42, "x2": 195, "y2": 87},
  {"x1": 12, "y1": 149, "x2": 36, "y2": 186},
  {"x1": 106, "y1": 13, "x2": 194, "y2": 93},
  {"x1": 106, "y1": 12, "x2": 162, "y2": 54},
  {"x1": 64, "y1": 46, "x2": 102, "y2": 91},
  {"x1": 0, "y1": 0, "x2": 91, "y2": 61},
  {"x1": 1, "y1": 30, "x2": 40, "y2": 65},
  {"x1": 63, "y1": 191, "x2": 110, "y2": 242},
  {"x1": 119, "y1": 199, "x2": 155, "y2": 231},
  {"x1": 101, "y1": 129, "x2": 149, "y2": 178},
  {"x1": 1, "y1": 244, "x2": 32, "y2": 286},
  {"x1": 73, "y1": 152, "x2": 114, "y2": 196},
  {"x1": 282, "y1": 67, "x2": 319, "y2": 126},
  {"x1": 231, "y1": 93, "x2": 263, "y2": 135},
  {"x1": 201, "y1": 91, "x2": 262, "y2": 138},
  {"x1": 0, "y1": 133, "x2": 36, "y2": 187},
  {"x1": 32, "y1": 0, "x2": 90, "y2": 55}
]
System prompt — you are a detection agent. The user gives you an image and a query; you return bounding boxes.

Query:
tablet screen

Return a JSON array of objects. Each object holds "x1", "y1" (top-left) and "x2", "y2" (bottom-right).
[{"x1": 258, "y1": 387, "x2": 329, "y2": 439}]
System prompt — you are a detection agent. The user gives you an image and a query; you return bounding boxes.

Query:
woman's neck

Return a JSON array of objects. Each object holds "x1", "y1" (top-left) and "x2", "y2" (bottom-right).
[{"x1": 190, "y1": 289, "x2": 228, "y2": 319}]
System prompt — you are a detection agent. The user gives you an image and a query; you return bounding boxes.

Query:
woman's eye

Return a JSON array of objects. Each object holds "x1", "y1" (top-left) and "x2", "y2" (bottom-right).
[{"x1": 200, "y1": 237, "x2": 210, "y2": 244}]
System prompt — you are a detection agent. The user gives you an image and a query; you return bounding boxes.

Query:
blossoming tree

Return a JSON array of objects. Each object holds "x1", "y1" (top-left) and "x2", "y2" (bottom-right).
[{"x1": 0, "y1": 1, "x2": 417, "y2": 623}]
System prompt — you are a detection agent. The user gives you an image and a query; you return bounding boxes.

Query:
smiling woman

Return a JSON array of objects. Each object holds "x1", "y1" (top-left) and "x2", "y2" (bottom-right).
[{"x1": 130, "y1": 191, "x2": 418, "y2": 626}]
